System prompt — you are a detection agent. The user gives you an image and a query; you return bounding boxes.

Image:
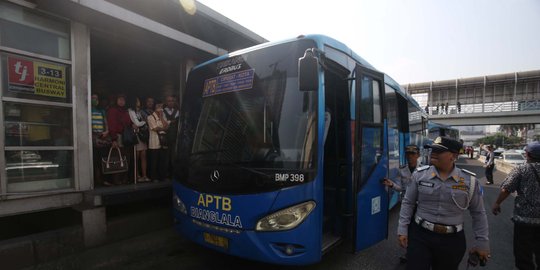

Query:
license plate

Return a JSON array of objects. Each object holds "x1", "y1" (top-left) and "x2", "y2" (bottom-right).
[{"x1": 203, "y1": 232, "x2": 229, "y2": 249}]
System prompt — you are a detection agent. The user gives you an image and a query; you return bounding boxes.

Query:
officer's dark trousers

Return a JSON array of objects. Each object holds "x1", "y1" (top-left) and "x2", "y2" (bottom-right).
[
  {"x1": 514, "y1": 223, "x2": 540, "y2": 270},
  {"x1": 485, "y1": 164, "x2": 494, "y2": 183},
  {"x1": 407, "y1": 221, "x2": 466, "y2": 270}
]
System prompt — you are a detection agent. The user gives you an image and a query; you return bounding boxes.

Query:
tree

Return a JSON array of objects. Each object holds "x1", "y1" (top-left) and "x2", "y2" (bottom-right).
[
  {"x1": 475, "y1": 133, "x2": 521, "y2": 148},
  {"x1": 498, "y1": 124, "x2": 527, "y2": 138}
]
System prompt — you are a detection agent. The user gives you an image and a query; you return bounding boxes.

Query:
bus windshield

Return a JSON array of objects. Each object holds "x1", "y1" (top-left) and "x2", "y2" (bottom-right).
[{"x1": 177, "y1": 39, "x2": 318, "y2": 194}]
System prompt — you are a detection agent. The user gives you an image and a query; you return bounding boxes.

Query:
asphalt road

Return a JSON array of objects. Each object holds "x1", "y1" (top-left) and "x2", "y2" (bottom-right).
[{"x1": 32, "y1": 157, "x2": 516, "y2": 270}]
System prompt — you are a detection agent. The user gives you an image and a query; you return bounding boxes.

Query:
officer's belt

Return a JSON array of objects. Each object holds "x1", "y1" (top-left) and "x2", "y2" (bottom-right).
[{"x1": 414, "y1": 215, "x2": 463, "y2": 234}]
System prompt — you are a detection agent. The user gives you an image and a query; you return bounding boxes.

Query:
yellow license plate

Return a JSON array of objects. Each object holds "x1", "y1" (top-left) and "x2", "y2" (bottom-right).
[{"x1": 203, "y1": 232, "x2": 229, "y2": 249}]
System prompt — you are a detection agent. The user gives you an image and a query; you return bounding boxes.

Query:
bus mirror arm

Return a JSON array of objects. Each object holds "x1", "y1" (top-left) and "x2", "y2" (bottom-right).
[{"x1": 298, "y1": 49, "x2": 320, "y2": 91}]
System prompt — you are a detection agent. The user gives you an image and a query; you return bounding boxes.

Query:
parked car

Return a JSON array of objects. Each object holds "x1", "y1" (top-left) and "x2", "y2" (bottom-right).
[
  {"x1": 501, "y1": 151, "x2": 527, "y2": 165},
  {"x1": 493, "y1": 148, "x2": 505, "y2": 158},
  {"x1": 515, "y1": 146, "x2": 527, "y2": 157}
]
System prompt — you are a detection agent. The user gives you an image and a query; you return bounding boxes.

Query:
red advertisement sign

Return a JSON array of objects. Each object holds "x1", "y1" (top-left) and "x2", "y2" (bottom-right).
[
  {"x1": 8, "y1": 57, "x2": 34, "y2": 87},
  {"x1": 7, "y1": 55, "x2": 67, "y2": 98}
]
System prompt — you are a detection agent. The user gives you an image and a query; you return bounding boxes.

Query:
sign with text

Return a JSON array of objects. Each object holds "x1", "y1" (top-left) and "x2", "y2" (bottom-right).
[
  {"x1": 202, "y1": 69, "x2": 255, "y2": 97},
  {"x1": 7, "y1": 56, "x2": 67, "y2": 98}
]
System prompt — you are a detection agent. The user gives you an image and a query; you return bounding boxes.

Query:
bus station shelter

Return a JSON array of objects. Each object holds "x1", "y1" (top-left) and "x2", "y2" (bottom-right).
[{"x1": 0, "y1": 0, "x2": 265, "y2": 267}]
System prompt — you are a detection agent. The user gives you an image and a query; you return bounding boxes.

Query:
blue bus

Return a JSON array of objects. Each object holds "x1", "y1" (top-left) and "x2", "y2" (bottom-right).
[
  {"x1": 427, "y1": 121, "x2": 460, "y2": 142},
  {"x1": 172, "y1": 35, "x2": 427, "y2": 265}
]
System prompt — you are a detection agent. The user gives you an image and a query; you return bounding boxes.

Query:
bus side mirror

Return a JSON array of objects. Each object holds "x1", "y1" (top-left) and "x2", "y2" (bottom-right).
[{"x1": 298, "y1": 50, "x2": 319, "y2": 91}]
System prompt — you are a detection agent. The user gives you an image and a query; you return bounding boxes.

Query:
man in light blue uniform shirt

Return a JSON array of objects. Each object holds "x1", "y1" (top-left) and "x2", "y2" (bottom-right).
[
  {"x1": 383, "y1": 144, "x2": 422, "y2": 263},
  {"x1": 383, "y1": 144, "x2": 421, "y2": 198},
  {"x1": 398, "y1": 136, "x2": 490, "y2": 270}
]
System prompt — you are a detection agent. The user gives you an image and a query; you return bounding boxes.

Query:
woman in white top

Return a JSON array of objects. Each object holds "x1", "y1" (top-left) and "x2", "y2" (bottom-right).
[
  {"x1": 147, "y1": 102, "x2": 169, "y2": 181},
  {"x1": 128, "y1": 96, "x2": 150, "y2": 182}
]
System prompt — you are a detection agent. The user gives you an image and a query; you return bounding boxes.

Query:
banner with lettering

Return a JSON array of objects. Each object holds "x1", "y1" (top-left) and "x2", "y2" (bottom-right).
[{"x1": 7, "y1": 56, "x2": 67, "y2": 98}]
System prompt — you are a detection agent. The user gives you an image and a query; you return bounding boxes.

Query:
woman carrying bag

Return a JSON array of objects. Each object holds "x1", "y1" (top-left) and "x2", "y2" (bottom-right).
[
  {"x1": 128, "y1": 96, "x2": 150, "y2": 182},
  {"x1": 106, "y1": 94, "x2": 133, "y2": 185}
]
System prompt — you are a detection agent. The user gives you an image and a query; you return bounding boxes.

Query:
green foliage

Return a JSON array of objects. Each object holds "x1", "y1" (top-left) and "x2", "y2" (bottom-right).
[{"x1": 475, "y1": 132, "x2": 522, "y2": 148}]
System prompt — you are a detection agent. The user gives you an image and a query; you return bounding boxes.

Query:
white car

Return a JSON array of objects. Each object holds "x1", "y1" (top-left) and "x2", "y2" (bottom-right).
[{"x1": 501, "y1": 151, "x2": 527, "y2": 165}]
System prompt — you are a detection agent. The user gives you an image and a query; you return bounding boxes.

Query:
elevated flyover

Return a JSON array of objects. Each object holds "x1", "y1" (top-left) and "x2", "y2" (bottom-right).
[{"x1": 404, "y1": 70, "x2": 540, "y2": 126}]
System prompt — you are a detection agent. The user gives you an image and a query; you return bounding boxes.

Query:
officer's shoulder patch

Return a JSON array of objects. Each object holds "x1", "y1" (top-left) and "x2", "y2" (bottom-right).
[
  {"x1": 461, "y1": 168, "x2": 477, "y2": 177},
  {"x1": 416, "y1": 165, "x2": 430, "y2": 172}
]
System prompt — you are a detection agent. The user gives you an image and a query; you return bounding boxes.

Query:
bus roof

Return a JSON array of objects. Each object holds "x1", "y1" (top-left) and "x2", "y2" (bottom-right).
[
  {"x1": 191, "y1": 34, "x2": 416, "y2": 106},
  {"x1": 428, "y1": 121, "x2": 457, "y2": 130}
]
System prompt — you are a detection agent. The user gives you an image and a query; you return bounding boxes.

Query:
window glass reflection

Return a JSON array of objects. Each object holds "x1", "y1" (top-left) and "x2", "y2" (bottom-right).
[
  {"x1": 5, "y1": 150, "x2": 73, "y2": 192},
  {"x1": 4, "y1": 102, "x2": 73, "y2": 147},
  {"x1": 0, "y1": 2, "x2": 71, "y2": 60}
]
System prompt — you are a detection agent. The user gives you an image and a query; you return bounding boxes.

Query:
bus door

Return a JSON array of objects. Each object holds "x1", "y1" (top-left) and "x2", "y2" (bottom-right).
[{"x1": 353, "y1": 65, "x2": 389, "y2": 251}]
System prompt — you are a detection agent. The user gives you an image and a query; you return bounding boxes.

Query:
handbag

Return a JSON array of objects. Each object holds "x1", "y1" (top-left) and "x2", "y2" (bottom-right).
[
  {"x1": 122, "y1": 127, "x2": 137, "y2": 146},
  {"x1": 136, "y1": 125, "x2": 149, "y2": 144},
  {"x1": 158, "y1": 131, "x2": 168, "y2": 149},
  {"x1": 92, "y1": 134, "x2": 112, "y2": 148},
  {"x1": 101, "y1": 146, "x2": 128, "y2": 174},
  {"x1": 151, "y1": 115, "x2": 168, "y2": 149}
]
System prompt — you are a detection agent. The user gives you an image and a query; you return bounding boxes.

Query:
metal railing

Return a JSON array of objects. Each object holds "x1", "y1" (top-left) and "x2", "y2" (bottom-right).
[{"x1": 426, "y1": 100, "x2": 540, "y2": 115}]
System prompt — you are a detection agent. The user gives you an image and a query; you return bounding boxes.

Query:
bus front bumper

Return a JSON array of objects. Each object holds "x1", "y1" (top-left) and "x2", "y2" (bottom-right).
[{"x1": 173, "y1": 210, "x2": 320, "y2": 265}]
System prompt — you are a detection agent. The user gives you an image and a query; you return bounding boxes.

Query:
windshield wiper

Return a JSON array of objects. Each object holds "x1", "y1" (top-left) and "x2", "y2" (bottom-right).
[
  {"x1": 190, "y1": 149, "x2": 229, "y2": 157},
  {"x1": 218, "y1": 161, "x2": 272, "y2": 180}
]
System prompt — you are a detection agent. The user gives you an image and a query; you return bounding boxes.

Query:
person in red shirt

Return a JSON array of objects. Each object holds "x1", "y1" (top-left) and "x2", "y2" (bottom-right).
[
  {"x1": 107, "y1": 94, "x2": 131, "y2": 145},
  {"x1": 106, "y1": 94, "x2": 132, "y2": 184}
]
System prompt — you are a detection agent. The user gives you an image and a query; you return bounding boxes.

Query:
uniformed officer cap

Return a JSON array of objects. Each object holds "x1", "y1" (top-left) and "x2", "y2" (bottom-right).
[
  {"x1": 526, "y1": 141, "x2": 540, "y2": 159},
  {"x1": 405, "y1": 145, "x2": 420, "y2": 154},
  {"x1": 425, "y1": 136, "x2": 462, "y2": 153}
]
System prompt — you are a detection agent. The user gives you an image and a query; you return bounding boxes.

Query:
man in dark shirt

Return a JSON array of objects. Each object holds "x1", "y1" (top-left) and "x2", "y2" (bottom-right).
[{"x1": 492, "y1": 141, "x2": 540, "y2": 270}]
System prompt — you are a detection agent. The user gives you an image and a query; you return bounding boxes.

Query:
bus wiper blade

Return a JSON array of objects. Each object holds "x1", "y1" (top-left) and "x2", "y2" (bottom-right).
[
  {"x1": 221, "y1": 162, "x2": 272, "y2": 180},
  {"x1": 190, "y1": 149, "x2": 228, "y2": 157}
]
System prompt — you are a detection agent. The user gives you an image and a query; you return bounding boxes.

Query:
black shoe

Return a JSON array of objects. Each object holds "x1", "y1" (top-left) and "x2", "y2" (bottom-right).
[{"x1": 486, "y1": 181, "x2": 493, "y2": 185}]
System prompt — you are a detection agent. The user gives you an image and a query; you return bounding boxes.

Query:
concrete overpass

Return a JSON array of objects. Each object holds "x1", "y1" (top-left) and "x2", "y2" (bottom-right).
[
  {"x1": 429, "y1": 109, "x2": 540, "y2": 126},
  {"x1": 403, "y1": 70, "x2": 540, "y2": 126}
]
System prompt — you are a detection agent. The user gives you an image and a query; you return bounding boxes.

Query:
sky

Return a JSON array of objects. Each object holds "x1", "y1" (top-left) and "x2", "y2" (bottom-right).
[{"x1": 196, "y1": 0, "x2": 540, "y2": 84}]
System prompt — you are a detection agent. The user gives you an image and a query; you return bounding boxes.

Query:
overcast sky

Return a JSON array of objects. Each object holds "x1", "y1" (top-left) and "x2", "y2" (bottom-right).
[{"x1": 196, "y1": 0, "x2": 540, "y2": 84}]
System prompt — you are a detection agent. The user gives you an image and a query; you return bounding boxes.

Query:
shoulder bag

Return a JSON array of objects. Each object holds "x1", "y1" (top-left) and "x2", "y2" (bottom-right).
[{"x1": 101, "y1": 145, "x2": 128, "y2": 174}]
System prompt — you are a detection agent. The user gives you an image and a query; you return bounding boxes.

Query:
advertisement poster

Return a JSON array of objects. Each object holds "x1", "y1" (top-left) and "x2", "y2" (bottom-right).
[{"x1": 7, "y1": 56, "x2": 67, "y2": 98}]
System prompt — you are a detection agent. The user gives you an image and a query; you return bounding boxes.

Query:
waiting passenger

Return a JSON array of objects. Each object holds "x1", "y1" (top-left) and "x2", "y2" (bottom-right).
[
  {"x1": 91, "y1": 93, "x2": 112, "y2": 186},
  {"x1": 141, "y1": 96, "x2": 155, "y2": 121},
  {"x1": 147, "y1": 102, "x2": 169, "y2": 182},
  {"x1": 106, "y1": 94, "x2": 132, "y2": 185},
  {"x1": 127, "y1": 96, "x2": 150, "y2": 182}
]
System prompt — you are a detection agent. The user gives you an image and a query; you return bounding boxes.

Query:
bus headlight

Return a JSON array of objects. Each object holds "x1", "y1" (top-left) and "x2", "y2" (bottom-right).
[
  {"x1": 255, "y1": 201, "x2": 316, "y2": 231},
  {"x1": 173, "y1": 193, "x2": 187, "y2": 215}
]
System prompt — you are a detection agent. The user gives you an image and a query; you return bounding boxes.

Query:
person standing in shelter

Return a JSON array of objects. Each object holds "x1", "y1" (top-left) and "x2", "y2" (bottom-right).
[
  {"x1": 91, "y1": 93, "x2": 111, "y2": 186},
  {"x1": 141, "y1": 96, "x2": 155, "y2": 121},
  {"x1": 164, "y1": 95, "x2": 180, "y2": 180},
  {"x1": 147, "y1": 101, "x2": 169, "y2": 182},
  {"x1": 398, "y1": 136, "x2": 490, "y2": 270},
  {"x1": 140, "y1": 96, "x2": 155, "y2": 171},
  {"x1": 382, "y1": 144, "x2": 422, "y2": 263},
  {"x1": 492, "y1": 141, "x2": 540, "y2": 270},
  {"x1": 484, "y1": 145, "x2": 495, "y2": 185},
  {"x1": 106, "y1": 94, "x2": 132, "y2": 184},
  {"x1": 127, "y1": 96, "x2": 150, "y2": 182},
  {"x1": 445, "y1": 102, "x2": 449, "y2": 114}
]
